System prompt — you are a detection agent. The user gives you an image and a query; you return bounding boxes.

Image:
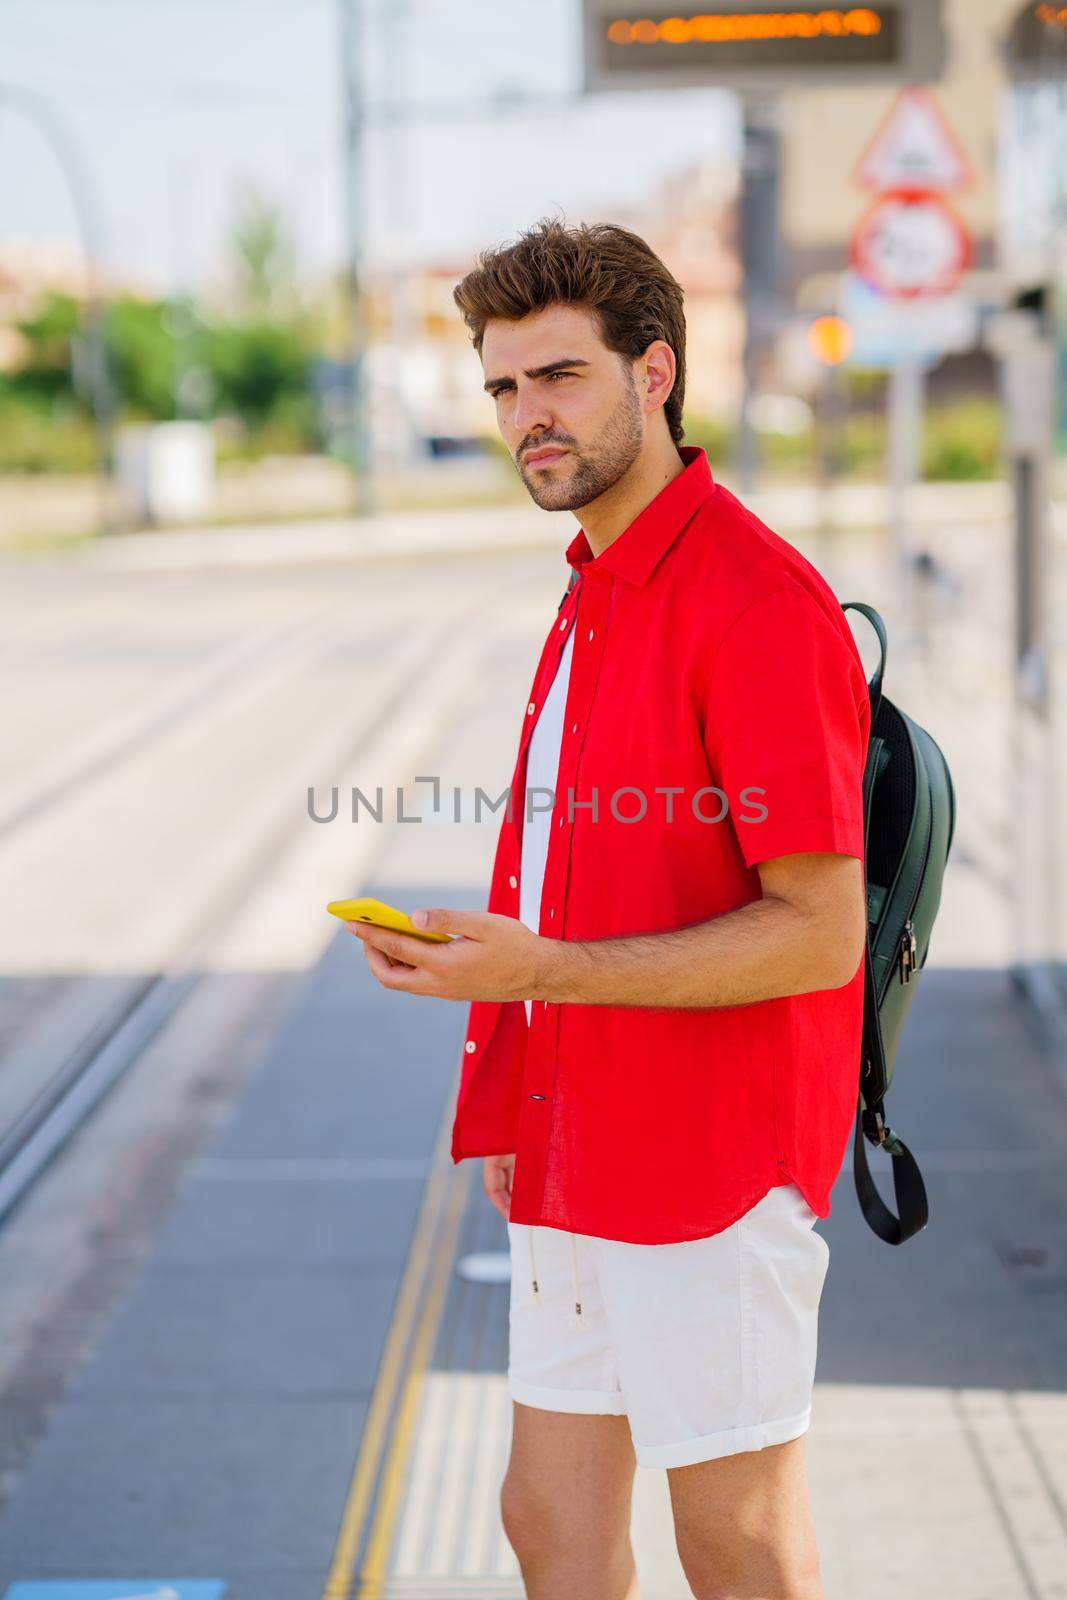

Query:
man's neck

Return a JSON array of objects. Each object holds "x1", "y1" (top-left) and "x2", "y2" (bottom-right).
[{"x1": 577, "y1": 441, "x2": 687, "y2": 558}]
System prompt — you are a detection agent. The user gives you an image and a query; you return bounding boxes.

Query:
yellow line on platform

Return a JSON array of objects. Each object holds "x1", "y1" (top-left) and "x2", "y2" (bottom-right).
[
  {"x1": 358, "y1": 1147, "x2": 472, "y2": 1597},
  {"x1": 321, "y1": 1066, "x2": 470, "y2": 1600}
]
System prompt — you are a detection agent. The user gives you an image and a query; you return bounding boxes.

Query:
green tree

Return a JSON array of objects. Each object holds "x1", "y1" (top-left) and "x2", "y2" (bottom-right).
[
  {"x1": 8, "y1": 291, "x2": 79, "y2": 408},
  {"x1": 200, "y1": 319, "x2": 308, "y2": 431},
  {"x1": 227, "y1": 179, "x2": 296, "y2": 320},
  {"x1": 105, "y1": 295, "x2": 179, "y2": 419}
]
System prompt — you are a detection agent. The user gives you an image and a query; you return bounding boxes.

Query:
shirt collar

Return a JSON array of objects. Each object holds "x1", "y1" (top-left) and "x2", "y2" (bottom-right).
[{"x1": 564, "y1": 444, "x2": 716, "y2": 588}]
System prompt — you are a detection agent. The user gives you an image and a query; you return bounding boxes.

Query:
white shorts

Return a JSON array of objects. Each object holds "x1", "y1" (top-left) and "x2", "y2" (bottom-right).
[{"x1": 506, "y1": 1182, "x2": 829, "y2": 1470}]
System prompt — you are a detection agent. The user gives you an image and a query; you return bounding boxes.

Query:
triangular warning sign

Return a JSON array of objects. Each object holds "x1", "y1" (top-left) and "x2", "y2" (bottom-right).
[{"x1": 854, "y1": 88, "x2": 972, "y2": 193}]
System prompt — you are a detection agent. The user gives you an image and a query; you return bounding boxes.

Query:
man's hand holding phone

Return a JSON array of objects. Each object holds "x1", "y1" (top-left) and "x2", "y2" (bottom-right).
[{"x1": 331, "y1": 894, "x2": 549, "y2": 1005}]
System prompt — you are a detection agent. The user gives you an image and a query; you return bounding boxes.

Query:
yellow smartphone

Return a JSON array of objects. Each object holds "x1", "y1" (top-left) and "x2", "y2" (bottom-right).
[{"x1": 326, "y1": 895, "x2": 454, "y2": 944}]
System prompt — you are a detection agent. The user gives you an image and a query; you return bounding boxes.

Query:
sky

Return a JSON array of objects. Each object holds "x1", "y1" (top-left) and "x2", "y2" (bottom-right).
[{"x1": 0, "y1": 0, "x2": 740, "y2": 297}]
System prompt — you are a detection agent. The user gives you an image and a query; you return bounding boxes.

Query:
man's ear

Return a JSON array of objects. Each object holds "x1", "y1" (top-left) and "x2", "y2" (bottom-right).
[{"x1": 641, "y1": 339, "x2": 676, "y2": 413}]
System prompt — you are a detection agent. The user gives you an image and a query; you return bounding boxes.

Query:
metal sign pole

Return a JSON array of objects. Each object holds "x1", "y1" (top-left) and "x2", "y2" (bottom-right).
[
  {"x1": 998, "y1": 13, "x2": 1067, "y2": 1014},
  {"x1": 886, "y1": 357, "x2": 924, "y2": 635},
  {"x1": 1005, "y1": 313, "x2": 1057, "y2": 1008}
]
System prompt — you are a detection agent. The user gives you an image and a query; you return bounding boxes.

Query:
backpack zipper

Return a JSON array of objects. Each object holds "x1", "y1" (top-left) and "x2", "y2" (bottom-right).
[
  {"x1": 881, "y1": 769, "x2": 933, "y2": 1002},
  {"x1": 899, "y1": 918, "x2": 918, "y2": 983}
]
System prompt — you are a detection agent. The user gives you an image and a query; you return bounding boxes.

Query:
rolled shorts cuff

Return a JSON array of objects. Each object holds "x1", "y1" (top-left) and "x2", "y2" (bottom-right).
[
  {"x1": 507, "y1": 1372, "x2": 628, "y2": 1416},
  {"x1": 634, "y1": 1405, "x2": 812, "y2": 1470}
]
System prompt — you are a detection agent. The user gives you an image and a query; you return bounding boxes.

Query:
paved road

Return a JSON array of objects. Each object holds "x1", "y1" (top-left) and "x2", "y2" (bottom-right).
[{"x1": 0, "y1": 501, "x2": 1063, "y2": 1598}]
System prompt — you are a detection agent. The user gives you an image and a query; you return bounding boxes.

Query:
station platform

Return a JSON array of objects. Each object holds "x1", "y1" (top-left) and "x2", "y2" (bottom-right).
[{"x1": 0, "y1": 877, "x2": 1066, "y2": 1599}]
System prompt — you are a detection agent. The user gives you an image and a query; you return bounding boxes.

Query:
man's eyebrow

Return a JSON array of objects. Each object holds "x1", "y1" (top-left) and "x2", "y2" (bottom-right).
[{"x1": 483, "y1": 358, "x2": 590, "y2": 393}]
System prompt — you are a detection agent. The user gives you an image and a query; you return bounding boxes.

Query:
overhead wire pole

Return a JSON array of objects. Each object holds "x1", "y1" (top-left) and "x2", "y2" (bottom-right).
[
  {"x1": 0, "y1": 83, "x2": 116, "y2": 532},
  {"x1": 335, "y1": 75, "x2": 586, "y2": 488},
  {"x1": 339, "y1": 0, "x2": 373, "y2": 517},
  {"x1": 383, "y1": 0, "x2": 419, "y2": 471}
]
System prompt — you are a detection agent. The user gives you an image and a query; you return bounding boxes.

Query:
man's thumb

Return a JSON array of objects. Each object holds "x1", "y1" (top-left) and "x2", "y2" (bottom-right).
[
  {"x1": 411, "y1": 907, "x2": 473, "y2": 938},
  {"x1": 411, "y1": 907, "x2": 460, "y2": 932}
]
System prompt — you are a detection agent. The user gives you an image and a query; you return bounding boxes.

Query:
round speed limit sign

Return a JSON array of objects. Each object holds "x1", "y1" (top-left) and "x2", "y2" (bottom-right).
[{"x1": 849, "y1": 190, "x2": 972, "y2": 298}]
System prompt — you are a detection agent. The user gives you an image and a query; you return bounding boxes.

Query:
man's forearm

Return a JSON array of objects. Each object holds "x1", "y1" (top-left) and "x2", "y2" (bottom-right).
[{"x1": 530, "y1": 896, "x2": 858, "y2": 1009}]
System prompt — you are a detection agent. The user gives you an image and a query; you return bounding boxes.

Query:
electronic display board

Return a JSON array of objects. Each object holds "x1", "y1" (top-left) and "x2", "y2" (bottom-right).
[
  {"x1": 582, "y1": 3, "x2": 946, "y2": 91},
  {"x1": 1004, "y1": 3, "x2": 1067, "y2": 80}
]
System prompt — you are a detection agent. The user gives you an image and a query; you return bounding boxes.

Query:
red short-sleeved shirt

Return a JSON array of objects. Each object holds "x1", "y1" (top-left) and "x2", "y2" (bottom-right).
[{"x1": 450, "y1": 444, "x2": 870, "y2": 1243}]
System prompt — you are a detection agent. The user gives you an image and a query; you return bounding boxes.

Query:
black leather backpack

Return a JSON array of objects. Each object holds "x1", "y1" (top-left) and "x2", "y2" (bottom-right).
[
  {"x1": 558, "y1": 573, "x2": 955, "y2": 1246},
  {"x1": 843, "y1": 601, "x2": 956, "y2": 1245}
]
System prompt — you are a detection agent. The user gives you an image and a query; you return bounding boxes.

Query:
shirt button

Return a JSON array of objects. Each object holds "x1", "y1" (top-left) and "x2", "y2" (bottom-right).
[
  {"x1": 464, "y1": 1040, "x2": 476, "y2": 1053},
  {"x1": 558, "y1": 816, "x2": 563, "y2": 827},
  {"x1": 529, "y1": 1092, "x2": 546, "y2": 1100},
  {"x1": 588, "y1": 628, "x2": 594, "y2": 641},
  {"x1": 571, "y1": 722, "x2": 577, "y2": 734},
  {"x1": 509, "y1": 874, "x2": 518, "y2": 888},
  {"x1": 559, "y1": 618, "x2": 567, "y2": 630},
  {"x1": 527, "y1": 701, "x2": 536, "y2": 715},
  {"x1": 548, "y1": 908, "x2": 554, "y2": 919}
]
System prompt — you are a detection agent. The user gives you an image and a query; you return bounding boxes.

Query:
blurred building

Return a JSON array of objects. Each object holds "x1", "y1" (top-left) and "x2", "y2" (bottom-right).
[
  {"x1": 358, "y1": 259, "x2": 491, "y2": 452},
  {"x1": 608, "y1": 154, "x2": 745, "y2": 422},
  {"x1": 358, "y1": 151, "x2": 746, "y2": 453},
  {"x1": 0, "y1": 237, "x2": 155, "y2": 372}
]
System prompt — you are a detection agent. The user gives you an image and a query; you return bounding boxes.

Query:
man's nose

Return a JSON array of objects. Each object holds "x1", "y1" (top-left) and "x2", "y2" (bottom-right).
[{"x1": 512, "y1": 384, "x2": 554, "y2": 438}]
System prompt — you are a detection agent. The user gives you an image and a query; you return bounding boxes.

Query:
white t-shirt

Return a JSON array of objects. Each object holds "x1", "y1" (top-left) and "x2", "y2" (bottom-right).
[{"x1": 519, "y1": 625, "x2": 575, "y2": 1025}]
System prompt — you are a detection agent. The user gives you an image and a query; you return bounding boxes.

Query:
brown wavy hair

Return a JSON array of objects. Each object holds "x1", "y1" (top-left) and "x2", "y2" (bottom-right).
[{"x1": 453, "y1": 216, "x2": 687, "y2": 445}]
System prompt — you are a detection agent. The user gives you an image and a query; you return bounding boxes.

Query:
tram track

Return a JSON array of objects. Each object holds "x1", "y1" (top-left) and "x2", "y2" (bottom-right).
[
  {"x1": 0, "y1": 563, "x2": 520, "y2": 1229},
  {"x1": 0, "y1": 589, "x2": 344, "y2": 847}
]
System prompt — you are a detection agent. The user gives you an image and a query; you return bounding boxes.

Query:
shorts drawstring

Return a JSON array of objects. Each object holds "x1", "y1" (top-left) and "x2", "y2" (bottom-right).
[
  {"x1": 527, "y1": 1224, "x2": 540, "y2": 1301},
  {"x1": 569, "y1": 1231, "x2": 583, "y2": 1327},
  {"x1": 528, "y1": 1226, "x2": 583, "y2": 1329}
]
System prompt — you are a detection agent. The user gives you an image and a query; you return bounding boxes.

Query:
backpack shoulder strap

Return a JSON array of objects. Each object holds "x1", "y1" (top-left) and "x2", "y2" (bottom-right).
[
  {"x1": 853, "y1": 1087, "x2": 930, "y2": 1245},
  {"x1": 842, "y1": 600, "x2": 887, "y2": 728},
  {"x1": 842, "y1": 599, "x2": 929, "y2": 1245},
  {"x1": 853, "y1": 943, "x2": 929, "y2": 1244}
]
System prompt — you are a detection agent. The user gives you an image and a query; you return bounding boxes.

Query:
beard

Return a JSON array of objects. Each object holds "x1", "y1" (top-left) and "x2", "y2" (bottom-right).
[{"x1": 518, "y1": 375, "x2": 644, "y2": 512}]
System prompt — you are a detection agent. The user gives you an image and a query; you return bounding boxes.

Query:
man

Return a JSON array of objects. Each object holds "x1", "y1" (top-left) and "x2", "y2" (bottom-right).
[{"x1": 350, "y1": 218, "x2": 870, "y2": 1600}]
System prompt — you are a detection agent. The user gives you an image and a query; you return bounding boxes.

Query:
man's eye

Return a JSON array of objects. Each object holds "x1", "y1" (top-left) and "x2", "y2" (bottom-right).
[{"x1": 492, "y1": 373, "x2": 572, "y2": 397}]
